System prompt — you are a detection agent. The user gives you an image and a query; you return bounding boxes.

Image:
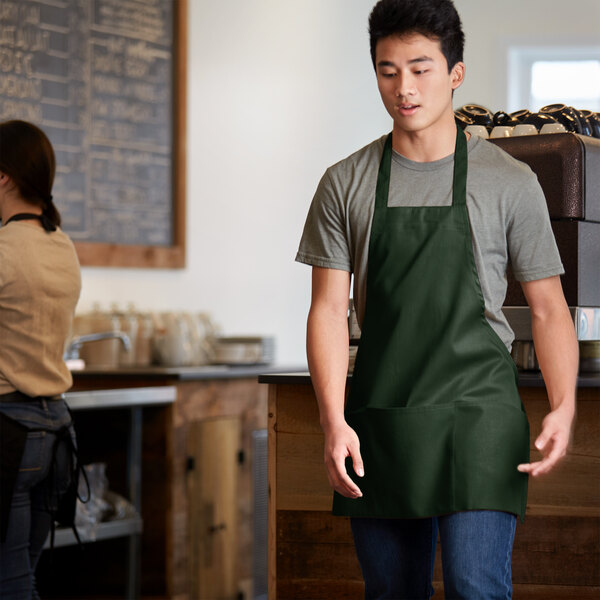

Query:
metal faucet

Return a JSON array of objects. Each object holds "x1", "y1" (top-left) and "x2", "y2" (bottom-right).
[{"x1": 65, "y1": 331, "x2": 132, "y2": 360}]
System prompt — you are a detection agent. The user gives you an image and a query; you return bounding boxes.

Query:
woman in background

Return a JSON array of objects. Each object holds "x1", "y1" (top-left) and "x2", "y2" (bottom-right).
[{"x1": 0, "y1": 120, "x2": 81, "y2": 599}]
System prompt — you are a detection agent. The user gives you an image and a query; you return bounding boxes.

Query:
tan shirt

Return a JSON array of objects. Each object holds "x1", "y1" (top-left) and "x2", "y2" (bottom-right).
[{"x1": 0, "y1": 221, "x2": 81, "y2": 397}]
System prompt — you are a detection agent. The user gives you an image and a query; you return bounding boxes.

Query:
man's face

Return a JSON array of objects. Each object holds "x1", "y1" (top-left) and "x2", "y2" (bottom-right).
[{"x1": 375, "y1": 33, "x2": 464, "y2": 135}]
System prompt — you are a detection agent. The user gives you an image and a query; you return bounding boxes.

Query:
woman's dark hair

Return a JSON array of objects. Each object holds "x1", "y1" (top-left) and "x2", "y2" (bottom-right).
[
  {"x1": 0, "y1": 120, "x2": 61, "y2": 228},
  {"x1": 369, "y1": 0, "x2": 465, "y2": 72}
]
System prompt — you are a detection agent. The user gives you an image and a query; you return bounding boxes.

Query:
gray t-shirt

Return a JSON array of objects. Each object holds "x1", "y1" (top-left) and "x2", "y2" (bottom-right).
[{"x1": 296, "y1": 134, "x2": 564, "y2": 350}]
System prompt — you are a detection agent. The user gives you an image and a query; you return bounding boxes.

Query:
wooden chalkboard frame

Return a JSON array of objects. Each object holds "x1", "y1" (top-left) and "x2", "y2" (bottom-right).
[{"x1": 74, "y1": 0, "x2": 187, "y2": 269}]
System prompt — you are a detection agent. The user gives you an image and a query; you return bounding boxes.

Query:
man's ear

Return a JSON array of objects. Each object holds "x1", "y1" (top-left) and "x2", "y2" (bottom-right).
[{"x1": 451, "y1": 62, "x2": 465, "y2": 90}]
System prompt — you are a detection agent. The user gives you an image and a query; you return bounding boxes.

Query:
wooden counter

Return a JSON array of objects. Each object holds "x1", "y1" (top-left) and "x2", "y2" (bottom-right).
[
  {"x1": 38, "y1": 365, "x2": 300, "y2": 600},
  {"x1": 261, "y1": 373, "x2": 600, "y2": 600}
]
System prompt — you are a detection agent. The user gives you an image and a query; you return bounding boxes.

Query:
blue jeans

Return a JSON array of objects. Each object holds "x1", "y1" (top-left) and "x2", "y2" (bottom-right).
[
  {"x1": 351, "y1": 510, "x2": 517, "y2": 600},
  {"x1": 0, "y1": 398, "x2": 75, "y2": 600}
]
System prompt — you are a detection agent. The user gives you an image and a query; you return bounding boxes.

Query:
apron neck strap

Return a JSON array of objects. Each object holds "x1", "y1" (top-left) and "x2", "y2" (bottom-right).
[
  {"x1": 2, "y1": 212, "x2": 56, "y2": 232},
  {"x1": 374, "y1": 134, "x2": 393, "y2": 211},
  {"x1": 375, "y1": 125, "x2": 469, "y2": 210},
  {"x1": 452, "y1": 124, "x2": 468, "y2": 207}
]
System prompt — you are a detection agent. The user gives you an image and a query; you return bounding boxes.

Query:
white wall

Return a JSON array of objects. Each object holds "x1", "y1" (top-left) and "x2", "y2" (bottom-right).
[
  {"x1": 77, "y1": 0, "x2": 600, "y2": 367},
  {"x1": 453, "y1": 0, "x2": 600, "y2": 111}
]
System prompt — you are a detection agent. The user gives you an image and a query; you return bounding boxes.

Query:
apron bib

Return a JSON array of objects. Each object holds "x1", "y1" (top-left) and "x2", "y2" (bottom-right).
[{"x1": 333, "y1": 127, "x2": 529, "y2": 521}]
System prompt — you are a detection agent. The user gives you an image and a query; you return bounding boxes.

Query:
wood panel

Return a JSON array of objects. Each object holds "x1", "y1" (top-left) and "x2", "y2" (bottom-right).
[
  {"x1": 522, "y1": 386, "x2": 600, "y2": 516},
  {"x1": 276, "y1": 432, "x2": 330, "y2": 511},
  {"x1": 276, "y1": 581, "x2": 600, "y2": 600},
  {"x1": 275, "y1": 510, "x2": 600, "y2": 597},
  {"x1": 512, "y1": 516, "x2": 600, "y2": 586},
  {"x1": 269, "y1": 381, "x2": 600, "y2": 599},
  {"x1": 169, "y1": 379, "x2": 268, "y2": 599},
  {"x1": 511, "y1": 585, "x2": 600, "y2": 599},
  {"x1": 273, "y1": 385, "x2": 600, "y2": 516},
  {"x1": 188, "y1": 416, "x2": 241, "y2": 600}
]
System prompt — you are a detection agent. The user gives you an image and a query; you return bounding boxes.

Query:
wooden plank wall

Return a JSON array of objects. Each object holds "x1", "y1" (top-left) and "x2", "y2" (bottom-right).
[{"x1": 269, "y1": 383, "x2": 600, "y2": 599}]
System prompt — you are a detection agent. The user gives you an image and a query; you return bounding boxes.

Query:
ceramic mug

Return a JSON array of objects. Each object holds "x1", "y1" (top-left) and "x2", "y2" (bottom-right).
[
  {"x1": 539, "y1": 104, "x2": 580, "y2": 132},
  {"x1": 540, "y1": 123, "x2": 567, "y2": 134},
  {"x1": 581, "y1": 111, "x2": 600, "y2": 138},
  {"x1": 523, "y1": 112, "x2": 559, "y2": 129},
  {"x1": 457, "y1": 104, "x2": 494, "y2": 127},
  {"x1": 572, "y1": 108, "x2": 593, "y2": 136},
  {"x1": 509, "y1": 109, "x2": 532, "y2": 123},
  {"x1": 454, "y1": 112, "x2": 474, "y2": 129},
  {"x1": 490, "y1": 126, "x2": 513, "y2": 138},
  {"x1": 493, "y1": 111, "x2": 520, "y2": 127},
  {"x1": 512, "y1": 124, "x2": 538, "y2": 136},
  {"x1": 464, "y1": 125, "x2": 489, "y2": 138}
]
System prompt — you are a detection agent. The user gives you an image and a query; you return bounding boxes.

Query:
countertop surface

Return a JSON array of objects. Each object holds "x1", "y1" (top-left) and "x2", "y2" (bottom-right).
[
  {"x1": 70, "y1": 365, "x2": 600, "y2": 387},
  {"x1": 258, "y1": 371, "x2": 600, "y2": 388}
]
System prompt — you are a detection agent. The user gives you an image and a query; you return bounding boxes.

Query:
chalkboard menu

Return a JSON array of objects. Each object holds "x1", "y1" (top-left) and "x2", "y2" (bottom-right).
[{"x1": 0, "y1": 0, "x2": 186, "y2": 267}]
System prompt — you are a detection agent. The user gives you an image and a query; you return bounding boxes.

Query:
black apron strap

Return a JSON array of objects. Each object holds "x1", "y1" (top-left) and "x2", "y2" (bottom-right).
[
  {"x1": 0, "y1": 401, "x2": 88, "y2": 546},
  {"x1": 0, "y1": 413, "x2": 29, "y2": 542},
  {"x1": 3, "y1": 212, "x2": 56, "y2": 232}
]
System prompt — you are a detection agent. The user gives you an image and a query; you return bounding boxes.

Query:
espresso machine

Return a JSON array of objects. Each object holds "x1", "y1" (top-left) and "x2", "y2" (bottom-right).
[{"x1": 492, "y1": 133, "x2": 600, "y2": 373}]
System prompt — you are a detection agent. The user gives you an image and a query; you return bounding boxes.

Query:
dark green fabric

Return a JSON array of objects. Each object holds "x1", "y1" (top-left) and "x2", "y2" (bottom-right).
[{"x1": 333, "y1": 127, "x2": 529, "y2": 521}]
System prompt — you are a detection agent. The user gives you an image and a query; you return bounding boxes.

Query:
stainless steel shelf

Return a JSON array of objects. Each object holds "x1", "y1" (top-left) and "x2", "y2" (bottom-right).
[
  {"x1": 45, "y1": 516, "x2": 143, "y2": 548},
  {"x1": 65, "y1": 386, "x2": 176, "y2": 410}
]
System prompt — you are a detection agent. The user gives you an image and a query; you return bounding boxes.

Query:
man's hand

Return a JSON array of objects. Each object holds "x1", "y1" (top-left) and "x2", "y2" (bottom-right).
[
  {"x1": 323, "y1": 421, "x2": 364, "y2": 498},
  {"x1": 517, "y1": 405, "x2": 574, "y2": 477},
  {"x1": 518, "y1": 276, "x2": 578, "y2": 478}
]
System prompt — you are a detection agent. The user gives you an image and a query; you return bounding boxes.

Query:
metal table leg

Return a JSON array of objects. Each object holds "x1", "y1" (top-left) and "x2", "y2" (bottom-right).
[{"x1": 126, "y1": 407, "x2": 143, "y2": 599}]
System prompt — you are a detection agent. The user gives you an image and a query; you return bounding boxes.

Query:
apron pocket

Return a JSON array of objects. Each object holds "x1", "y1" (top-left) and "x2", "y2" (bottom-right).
[
  {"x1": 454, "y1": 401, "x2": 529, "y2": 519},
  {"x1": 337, "y1": 405, "x2": 457, "y2": 518}
]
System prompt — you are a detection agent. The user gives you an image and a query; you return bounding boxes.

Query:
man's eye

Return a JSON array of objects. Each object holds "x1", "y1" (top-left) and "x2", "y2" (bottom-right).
[
  {"x1": 414, "y1": 70, "x2": 428, "y2": 75},
  {"x1": 381, "y1": 72, "x2": 396, "y2": 78}
]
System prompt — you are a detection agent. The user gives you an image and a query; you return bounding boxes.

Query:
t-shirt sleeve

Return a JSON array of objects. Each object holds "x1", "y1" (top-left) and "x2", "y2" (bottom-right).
[
  {"x1": 506, "y1": 173, "x2": 564, "y2": 282},
  {"x1": 295, "y1": 169, "x2": 352, "y2": 272}
]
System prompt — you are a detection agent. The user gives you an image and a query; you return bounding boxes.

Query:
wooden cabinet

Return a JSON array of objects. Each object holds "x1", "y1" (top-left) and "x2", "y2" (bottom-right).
[
  {"x1": 265, "y1": 376, "x2": 600, "y2": 600},
  {"x1": 45, "y1": 369, "x2": 271, "y2": 599}
]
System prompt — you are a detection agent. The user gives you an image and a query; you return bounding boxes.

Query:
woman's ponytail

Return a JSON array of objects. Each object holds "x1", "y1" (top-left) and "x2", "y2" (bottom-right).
[{"x1": 41, "y1": 195, "x2": 60, "y2": 231}]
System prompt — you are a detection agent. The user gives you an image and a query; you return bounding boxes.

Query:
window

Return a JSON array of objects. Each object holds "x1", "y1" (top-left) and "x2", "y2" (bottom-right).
[
  {"x1": 531, "y1": 60, "x2": 600, "y2": 111},
  {"x1": 507, "y1": 43, "x2": 600, "y2": 112}
]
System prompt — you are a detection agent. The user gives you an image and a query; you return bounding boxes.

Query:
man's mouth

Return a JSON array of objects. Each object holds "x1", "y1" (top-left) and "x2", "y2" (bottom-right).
[{"x1": 397, "y1": 103, "x2": 419, "y2": 113}]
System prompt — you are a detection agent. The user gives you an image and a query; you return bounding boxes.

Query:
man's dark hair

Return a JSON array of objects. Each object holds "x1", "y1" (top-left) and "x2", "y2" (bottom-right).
[{"x1": 369, "y1": 0, "x2": 465, "y2": 72}]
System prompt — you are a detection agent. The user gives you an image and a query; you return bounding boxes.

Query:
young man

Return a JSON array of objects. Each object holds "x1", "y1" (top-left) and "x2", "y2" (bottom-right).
[{"x1": 296, "y1": 1, "x2": 578, "y2": 598}]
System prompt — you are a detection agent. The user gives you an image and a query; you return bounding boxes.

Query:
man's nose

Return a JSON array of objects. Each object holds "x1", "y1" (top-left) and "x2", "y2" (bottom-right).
[{"x1": 395, "y1": 74, "x2": 415, "y2": 98}]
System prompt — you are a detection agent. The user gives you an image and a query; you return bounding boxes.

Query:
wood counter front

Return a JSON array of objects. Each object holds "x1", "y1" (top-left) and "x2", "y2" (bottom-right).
[
  {"x1": 262, "y1": 375, "x2": 600, "y2": 600},
  {"x1": 50, "y1": 366, "x2": 298, "y2": 600}
]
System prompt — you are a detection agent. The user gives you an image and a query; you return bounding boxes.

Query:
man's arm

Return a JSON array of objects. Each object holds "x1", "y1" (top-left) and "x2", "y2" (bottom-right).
[
  {"x1": 517, "y1": 275, "x2": 578, "y2": 477},
  {"x1": 307, "y1": 266, "x2": 363, "y2": 498}
]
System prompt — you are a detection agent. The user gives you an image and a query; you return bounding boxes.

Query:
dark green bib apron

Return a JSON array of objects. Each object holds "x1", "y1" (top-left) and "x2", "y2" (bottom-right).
[{"x1": 333, "y1": 127, "x2": 529, "y2": 521}]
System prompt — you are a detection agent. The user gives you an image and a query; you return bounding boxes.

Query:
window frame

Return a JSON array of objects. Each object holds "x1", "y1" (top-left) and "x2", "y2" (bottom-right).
[{"x1": 499, "y1": 36, "x2": 600, "y2": 113}]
